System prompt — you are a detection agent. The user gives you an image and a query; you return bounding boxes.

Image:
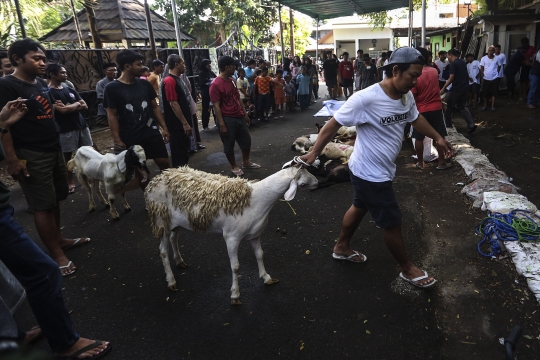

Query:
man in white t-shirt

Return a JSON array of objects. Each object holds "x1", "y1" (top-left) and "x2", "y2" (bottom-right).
[
  {"x1": 434, "y1": 51, "x2": 449, "y2": 88},
  {"x1": 480, "y1": 45, "x2": 502, "y2": 111},
  {"x1": 300, "y1": 47, "x2": 453, "y2": 289},
  {"x1": 494, "y1": 44, "x2": 506, "y2": 80},
  {"x1": 465, "y1": 54, "x2": 481, "y2": 107}
]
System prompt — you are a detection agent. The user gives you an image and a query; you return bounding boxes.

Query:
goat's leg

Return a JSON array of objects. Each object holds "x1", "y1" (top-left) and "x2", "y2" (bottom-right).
[
  {"x1": 94, "y1": 181, "x2": 109, "y2": 207},
  {"x1": 159, "y1": 234, "x2": 178, "y2": 291},
  {"x1": 79, "y1": 174, "x2": 96, "y2": 212},
  {"x1": 170, "y1": 229, "x2": 188, "y2": 269},
  {"x1": 104, "y1": 183, "x2": 120, "y2": 220},
  {"x1": 225, "y1": 238, "x2": 242, "y2": 305},
  {"x1": 250, "y1": 237, "x2": 279, "y2": 285},
  {"x1": 120, "y1": 192, "x2": 131, "y2": 212}
]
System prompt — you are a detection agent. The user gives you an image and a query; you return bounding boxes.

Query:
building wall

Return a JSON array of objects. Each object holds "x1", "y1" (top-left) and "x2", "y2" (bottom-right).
[
  {"x1": 332, "y1": 27, "x2": 392, "y2": 55},
  {"x1": 430, "y1": 33, "x2": 453, "y2": 55}
]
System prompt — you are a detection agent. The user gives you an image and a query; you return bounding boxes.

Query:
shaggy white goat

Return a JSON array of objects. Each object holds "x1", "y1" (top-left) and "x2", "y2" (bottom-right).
[
  {"x1": 67, "y1": 145, "x2": 149, "y2": 220},
  {"x1": 145, "y1": 163, "x2": 318, "y2": 305},
  {"x1": 320, "y1": 142, "x2": 354, "y2": 164}
]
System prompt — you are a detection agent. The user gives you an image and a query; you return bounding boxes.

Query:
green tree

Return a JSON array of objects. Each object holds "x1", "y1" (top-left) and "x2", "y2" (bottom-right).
[
  {"x1": 279, "y1": 10, "x2": 311, "y2": 57},
  {"x1": 152, "y1": 0, "x2": 278, "y2": 48}
]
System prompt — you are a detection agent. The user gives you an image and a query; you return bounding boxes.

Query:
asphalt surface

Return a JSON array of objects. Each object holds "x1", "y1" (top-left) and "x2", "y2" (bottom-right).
[{"x1": 10, "y1": 90, "x2": 540, "y2": 359}]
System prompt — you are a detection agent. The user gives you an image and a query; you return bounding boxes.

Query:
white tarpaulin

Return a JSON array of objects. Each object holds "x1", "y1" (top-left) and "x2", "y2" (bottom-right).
[
  {"x1": 313, "y1": 100, "x2": 346, "y2": 117},
  {"x1": 446, "y1": 126, "x2": 540, "y2": 304}
]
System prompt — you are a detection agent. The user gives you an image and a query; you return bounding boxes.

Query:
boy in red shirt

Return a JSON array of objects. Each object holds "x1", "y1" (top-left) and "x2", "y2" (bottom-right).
[
  {"x1": 272, "y1": 69, "x2": 286, "y2": 119},
  {"x1": 338, "y1": 52, "x2": 355, "y2": 99}
]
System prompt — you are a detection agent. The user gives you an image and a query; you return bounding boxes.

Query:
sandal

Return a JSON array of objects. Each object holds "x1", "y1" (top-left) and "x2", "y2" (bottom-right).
[
  {"x1": 415, "y1": 163, "x2": 424, "y2": 170},
  {"x1": 68, "y1": 185, "x2": 76, "y2": 194},
  {"x1": 242, "y1": 163, "x2": 261, "y2": 169},
  {"x1": 20, "y1": 326, "x2": 43, "y2": 345},
  {"x1": 55, "y1": 340, "x2": 112, "y2": 360},
  {"x1": 231, "y1": 168, "x2": 244, "y2": 176},
  {"x1": 332, "y1": 250, "x2": 367, "y2": 263},
  {"x1": 61, "y1": 237, "x2": 91, "y2": 251},
  {"x1": 197, "y1": 143, "x2": 206, "y2": 149},
  {"x1": 399, "y1": 270, "x2": 437, "y2": 288},
  {"x1": 436, "y1": 163, "x2": 453, "y2": 170},
  {"x1": 59, "y1": 261, "x2": 76, "y2": 277}
]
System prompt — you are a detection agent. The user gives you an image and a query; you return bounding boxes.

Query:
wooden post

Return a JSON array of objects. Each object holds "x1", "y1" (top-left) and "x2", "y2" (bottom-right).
[
  {"x1": 85, "y1": 3, "x2": 103, "y2": 49},
  {"x1": 69, "y1": 0, "x2": 84, "y2": 47},
  {"x1": 278, "y1": 2, "x2": 285, "y2": 66},
  {"x1": 144, "y1": 0, "x2": 157, "y2": 60},
  {"x1": 289, "y1": 8, "x2": 294, "y2": 56},
  {"x1": 13, "y1": 0, "x2": 26, "y2": 38}
]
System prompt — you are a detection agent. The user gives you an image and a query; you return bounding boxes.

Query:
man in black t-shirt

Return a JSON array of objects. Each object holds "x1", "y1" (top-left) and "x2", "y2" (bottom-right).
[
  {"x1": 505, "y1": 46, "x2": 529, "y2": 103},
  {"x1": 440, "y1": 49, "x2": 477, "y2": 133},
  {"x1": 323, "y1": 51, "x2": 339, "y2": 99},
  {"x1": 0, "y1": 39, "x2": 90, "y2": 278},
  {"x1": 46, "y1": 63, "x2": 93, "y2": 194},
  {"x1": 104, "y1": 49, "x2": 170, "y2": 172}
]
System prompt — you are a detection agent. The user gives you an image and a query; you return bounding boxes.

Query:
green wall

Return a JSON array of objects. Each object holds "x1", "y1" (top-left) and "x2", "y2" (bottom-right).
[{"x1": 430, "y1": 33, "x2": 453, "y2": 56}]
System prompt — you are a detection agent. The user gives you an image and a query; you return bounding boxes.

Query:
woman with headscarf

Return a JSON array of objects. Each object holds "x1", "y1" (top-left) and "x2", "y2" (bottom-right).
[
  {"x1": 199, "y1": 59, "x2": 217, "y2": 131},
  {"x1": 290, "y1": 56, "x2": 302, "y2": 102}
]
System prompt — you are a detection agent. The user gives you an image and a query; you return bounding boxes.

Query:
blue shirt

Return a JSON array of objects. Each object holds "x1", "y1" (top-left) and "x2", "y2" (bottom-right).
[
  {"x1": 296, "y1": 74, "x2": 311, "y2": 95},
  {"x1": 244, "y1": 67, "x2": 255, "y2": 91}
]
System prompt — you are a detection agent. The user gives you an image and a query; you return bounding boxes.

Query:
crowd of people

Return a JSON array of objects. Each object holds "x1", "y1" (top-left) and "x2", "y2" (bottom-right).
[{"x1": 1, "y1": 33, "x2": 540, "y2": 358}]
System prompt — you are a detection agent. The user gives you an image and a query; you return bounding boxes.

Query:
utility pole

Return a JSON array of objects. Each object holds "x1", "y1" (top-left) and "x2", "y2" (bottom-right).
[
  {"x1": 421, "y1": 0, "x2": 426, "y2": 47},
  {"x1": 278, "y1": 2, "x2": 285, "y2": 67},
  {"x1": 170, "y1": 0, "x2": 184, "y2": 58},
  {"x1": 14, "y1": 0, "x2": 26, "y2": 38},
  {"x1": 144, "y1": 0, "x2": 157, "y2": 59},
  {"x1": 289, "y1": 8, "x2": 295, "y2": 56}
]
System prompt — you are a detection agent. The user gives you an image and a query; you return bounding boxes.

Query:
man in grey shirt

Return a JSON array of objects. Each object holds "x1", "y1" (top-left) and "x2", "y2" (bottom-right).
[{"x1": 95, "y1": 62, "x2": 117, "y2": 126}]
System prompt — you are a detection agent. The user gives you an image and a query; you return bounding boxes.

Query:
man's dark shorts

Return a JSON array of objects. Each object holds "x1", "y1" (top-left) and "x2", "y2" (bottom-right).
[
  {"x1": 341, "y1": 78, "x2": 354, "y2": 87},
  {"x1": 411, "y1": 110, "x2": 448, "y2": 141},
  {"x1": 482, "y1": 78, "x2": 500, "y2": 97},
  {"x1": 219, "y1": 116, "x2": 252, "y2": 155},
  {"x1": 519, "y1": 65, "x2": 531, "y2": 82},
  {"x1": 350, "y1": 174, "x2": 402, "y2": 229},
  {"x1": 15, "y1": 149, "x2": 68, "y2": 211},
  {"x1": 125, "y1": 131, "x2": 168, "y2": 160},
  {"x1": 326, "y1": 76, "x2": 337, "y2": 87},
  {"x1": 468, "y1": 83, "x2": 480, "y2": 94}
]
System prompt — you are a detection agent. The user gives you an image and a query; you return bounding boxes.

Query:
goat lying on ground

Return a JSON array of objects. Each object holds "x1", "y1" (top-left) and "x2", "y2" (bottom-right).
[
  {"x1": 307, "y1": 155, "x2": 351, "y2": 190},
  {"x1": 320, "y1": 142, "x2": 354, "y2": 164},
  {"x1": 67, "y1": 145, "x2": 150, "y2": 220},
  {"x1": 291, "y1": 134, "x2": 318, "y2": 153},
  {"x1": 145, "y1": 162, "x2": 318, "y2": 305}
]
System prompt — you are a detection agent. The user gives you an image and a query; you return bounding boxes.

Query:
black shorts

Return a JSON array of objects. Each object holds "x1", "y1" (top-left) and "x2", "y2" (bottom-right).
[
  {"x1": 350, "y1": 174, "x2": 402, "y2": 229},
  {"x1": 506, "y1": 74, "x2": 517, "y2": 93},
  {"x1": 482, "y1": 78, "x2": 500, "y2": 97},
  {"x1": 341, "y1": 78, "x2": 354, "y2": 87},
  {"x1": 519, "y1": 65, "x2": 531, "y2": 82},
  {"x1": 412, "y1": 110, "x2": 448, "y2": 141},
  {"x1": 125, "y1": 132, "x2": 168, "y2": 160},
  {"x1": 326, "y1": 76, "x2": 337, "y2": 87},
  {"x1": 469, "y1": 83, "x2": 480, "y2": 94},
  {"x1": 219, "y1": 116, "x2": 252, "y2": 155}
]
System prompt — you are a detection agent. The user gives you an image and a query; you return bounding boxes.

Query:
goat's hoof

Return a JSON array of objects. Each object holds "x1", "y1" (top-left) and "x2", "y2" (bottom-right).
[
  {"x1": 124, "y1": 207, "x2": 132, "y2": 213},
  {"x1": 168, "y1": 284, "x2": 178, "y2": 291},
  {"x1": 230, "y1": 298, "x2": 242, "y2": 305},
  {"x1": 265, "y1": 278, "x2": 279, "y2": 285},
  {"x1": 89, "y1": 208, "x2": 96, "y2": 213},
  {"x1": 112, "y1": 216, "x2": 120, "y2": 221},
  {"x1": 176, "y1": 262, "x2": 189, "y2": 269},
  {"x1": 104, "y1": 203, "x2": 110, "y2": 209}
]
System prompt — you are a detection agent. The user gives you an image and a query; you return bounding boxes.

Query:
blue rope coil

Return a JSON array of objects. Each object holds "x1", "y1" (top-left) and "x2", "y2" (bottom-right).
[{"x1": 475, "y1": 210, "x2": 540, "y2": 257}]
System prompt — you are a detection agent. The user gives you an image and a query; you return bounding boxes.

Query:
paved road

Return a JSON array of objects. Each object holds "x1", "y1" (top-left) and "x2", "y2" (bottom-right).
[{"x1": 11, "y1": 94, "x2": 539, "y2": 359}]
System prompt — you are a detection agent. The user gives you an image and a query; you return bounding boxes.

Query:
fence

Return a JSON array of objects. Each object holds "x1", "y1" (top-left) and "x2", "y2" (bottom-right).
[{"x1": 46, "y1": 48, "x2": 209, "y2": 128}]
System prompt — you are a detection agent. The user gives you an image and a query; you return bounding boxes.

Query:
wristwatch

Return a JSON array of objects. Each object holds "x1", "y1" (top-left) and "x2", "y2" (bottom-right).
[{"x1": 0, "y1": 128, "x2": 9, "y2": 134}]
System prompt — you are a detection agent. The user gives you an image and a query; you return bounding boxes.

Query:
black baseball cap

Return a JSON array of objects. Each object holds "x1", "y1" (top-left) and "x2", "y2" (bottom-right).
[{"x1": 378, "y1": 47, "x2": 425, "y2": 70}]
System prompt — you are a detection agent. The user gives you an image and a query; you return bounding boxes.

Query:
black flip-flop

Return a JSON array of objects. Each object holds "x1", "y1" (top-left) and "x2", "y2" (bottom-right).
[{"x1": 55, "y1": 340, "x2": 112, "y2": 360}]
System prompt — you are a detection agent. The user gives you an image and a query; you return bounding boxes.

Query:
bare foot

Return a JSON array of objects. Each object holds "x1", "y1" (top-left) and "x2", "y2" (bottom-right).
[{"x1": 55, "y1": 338, "x2": 111, "y2": 359}]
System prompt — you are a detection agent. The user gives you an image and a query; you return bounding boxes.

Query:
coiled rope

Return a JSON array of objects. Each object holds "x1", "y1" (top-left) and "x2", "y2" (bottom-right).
[{"x1": 475, "y1": 210, "x2": 540, "y2": 257}]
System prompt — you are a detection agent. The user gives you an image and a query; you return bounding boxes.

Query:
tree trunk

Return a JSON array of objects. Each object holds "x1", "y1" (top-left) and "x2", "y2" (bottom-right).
[
  {"x1": 85, "y1": 3, "x2": 102, "y2": 49},
  {"x1": 289, "y1": 8, "x2": 295, "y2": 56},
  {"x1": 219, "y1": 23, "x2": 226, "y2": 46}
]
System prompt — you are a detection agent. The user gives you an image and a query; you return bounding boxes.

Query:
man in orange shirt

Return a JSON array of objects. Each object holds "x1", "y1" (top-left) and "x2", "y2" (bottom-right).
[{"x1": 254, "y1": 67, "x2": 272, "y2": 122}]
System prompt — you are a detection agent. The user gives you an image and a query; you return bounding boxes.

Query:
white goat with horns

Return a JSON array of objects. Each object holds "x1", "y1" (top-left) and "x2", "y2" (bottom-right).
[
  {"x1": 145, "y1": 161, "x2": 318, "y2": 305},
  {"x1": 67, "y1": 145, "x2": 150, "y2": 220}
]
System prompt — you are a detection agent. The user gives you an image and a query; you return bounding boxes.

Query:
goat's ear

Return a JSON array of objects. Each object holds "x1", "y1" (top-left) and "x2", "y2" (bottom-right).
[{"x1": 284, "y1": 179, "x2": 297, "y2": 201}]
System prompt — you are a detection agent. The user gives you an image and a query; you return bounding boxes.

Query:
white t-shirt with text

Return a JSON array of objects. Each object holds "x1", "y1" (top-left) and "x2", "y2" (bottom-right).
[
  {"x1": 435, "y1": 59, "x2": 449, "y2": 81},
  {"x1": 467, "y1": 60, "x2": 481, "y2": 84},
  {"x1": 496, "y1": 53, "x2": 506, "y2": 78},
  {"x1": 480, "y1": 55, "x2": 502, "y2": 81},
  {"x1": 333, "y1": 84, "x2": 419, "y2": 182}
]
